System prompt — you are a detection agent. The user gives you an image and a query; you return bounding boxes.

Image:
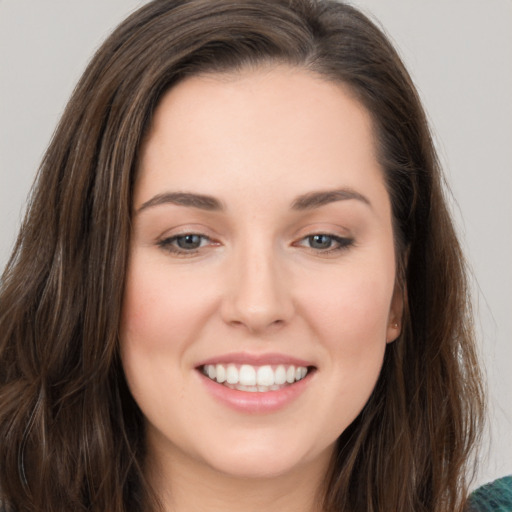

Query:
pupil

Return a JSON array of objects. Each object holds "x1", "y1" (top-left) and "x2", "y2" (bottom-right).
[
  {"x1": 310, "y1": 234, "x2": 332, "y2": 249},
  {"x1": 177, "y1": 234, "x2": 201, "y2": 249}
]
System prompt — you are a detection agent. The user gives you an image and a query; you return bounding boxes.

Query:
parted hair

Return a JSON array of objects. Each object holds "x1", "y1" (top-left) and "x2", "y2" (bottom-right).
[{"x1": 0, "y1": 1, "x2": 484, "y2": 511}]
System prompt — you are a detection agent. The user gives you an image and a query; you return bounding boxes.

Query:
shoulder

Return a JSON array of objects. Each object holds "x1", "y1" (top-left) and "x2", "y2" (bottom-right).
[{"x1": 467, "y1": 476, "x2": 512, "y2": 512}]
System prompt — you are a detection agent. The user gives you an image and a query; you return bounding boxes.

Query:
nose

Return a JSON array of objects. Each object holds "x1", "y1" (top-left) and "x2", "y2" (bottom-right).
[{"x1": 220, "y1": 241, "x2": 295, "y2": 334}]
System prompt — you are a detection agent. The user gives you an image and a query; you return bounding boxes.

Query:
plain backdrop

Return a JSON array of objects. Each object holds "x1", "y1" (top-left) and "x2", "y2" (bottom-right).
[{"x1": 0, "y1": 0, "x2": 510, "y2": 488}]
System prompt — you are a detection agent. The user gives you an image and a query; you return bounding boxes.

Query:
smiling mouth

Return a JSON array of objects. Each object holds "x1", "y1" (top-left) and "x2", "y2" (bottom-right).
[{"x1": 200, "y1": 363, "x2": 314, "y2": 392}]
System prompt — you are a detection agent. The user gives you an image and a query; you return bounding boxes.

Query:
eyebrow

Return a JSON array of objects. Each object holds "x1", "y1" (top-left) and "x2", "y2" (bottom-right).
[
  {"x1": 136, "y1": 187, "x2": 371, "y2": 214},
  {"x1": 291, "y1": 188, "x2": 372, "y2": 210},
  {"x1": 137, "y1": 192, "x2": 224, "y2": 213}
]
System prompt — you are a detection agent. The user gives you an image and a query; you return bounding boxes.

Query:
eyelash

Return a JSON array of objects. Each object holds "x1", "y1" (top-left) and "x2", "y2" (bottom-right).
[
  {"x1": 157, "y1": 233, "x2": 213, "y2": 256},
  {"x1": 296, "y1": 234, "x2": 354, "y2": 254},
  {"x1": 157, "y1": 233, "x2": 354, "y2": 256}
]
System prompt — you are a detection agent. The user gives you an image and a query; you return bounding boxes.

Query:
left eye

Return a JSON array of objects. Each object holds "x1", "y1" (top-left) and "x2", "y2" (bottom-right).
[
  {"x1": 298, "y1": 234, "x2": 353, "y2": 251},
  {"x1": 308, "y1": 234, "x2": 336, "y2": 249}
]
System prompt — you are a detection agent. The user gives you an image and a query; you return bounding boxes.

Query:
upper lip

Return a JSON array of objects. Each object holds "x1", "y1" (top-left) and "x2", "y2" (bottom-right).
[{"x1": 195, "y1": 352, "x2": 315, "y2": 368}]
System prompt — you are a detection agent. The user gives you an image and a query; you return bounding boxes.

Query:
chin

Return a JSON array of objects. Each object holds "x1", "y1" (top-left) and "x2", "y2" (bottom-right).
[
  {"x1": 204, "y1": 449, "x2": 310, "y2": 480},
  {"x1": 193, "y1": 429, "x2": 333, "y2": 481}
]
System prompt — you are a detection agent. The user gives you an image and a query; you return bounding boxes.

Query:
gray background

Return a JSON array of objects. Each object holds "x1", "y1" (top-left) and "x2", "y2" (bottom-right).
[{"x1": 1, "y1": 0, "x2": 510, "y2": 487}]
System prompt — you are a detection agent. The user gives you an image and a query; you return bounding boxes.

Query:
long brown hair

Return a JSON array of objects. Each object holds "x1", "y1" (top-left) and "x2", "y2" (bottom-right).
[{"x1": 0, "y1": 1, "x2": 485, "y2": 511}]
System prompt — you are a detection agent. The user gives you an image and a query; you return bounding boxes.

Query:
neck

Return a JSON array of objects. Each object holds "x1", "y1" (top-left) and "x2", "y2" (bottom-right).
[{"x1": 147, "y1": 441, "x2": 332, "y2": 512}]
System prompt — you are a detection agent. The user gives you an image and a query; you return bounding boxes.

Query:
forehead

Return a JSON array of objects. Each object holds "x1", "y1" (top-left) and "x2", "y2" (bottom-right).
[
  {"x1": 145, "y1": 65, "x2": 376, "y2": 151},
  {"x1": 136, "y1": 65, "x2": 386, "y2": 213}
]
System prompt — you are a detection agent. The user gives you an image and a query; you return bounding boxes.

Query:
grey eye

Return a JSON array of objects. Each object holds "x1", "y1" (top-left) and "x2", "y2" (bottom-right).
[
  {"x1": 176, "y1": 234, "x2": 204, "y2": 250},
  {"x1": 308, "y1": 234, "x2": 334, "y2": 249},
  {"x1": 158, "y1": 233, "x2": 215, "y2": 255}
]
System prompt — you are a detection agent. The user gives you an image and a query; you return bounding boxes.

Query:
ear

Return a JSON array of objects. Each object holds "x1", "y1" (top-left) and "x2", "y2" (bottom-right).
[{"x1": 386, "y1": 281, "x2": 404, "y2": 343}]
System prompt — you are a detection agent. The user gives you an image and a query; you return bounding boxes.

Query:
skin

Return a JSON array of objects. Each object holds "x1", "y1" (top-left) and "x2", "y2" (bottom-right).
[{"x1": 120, "y1": 66, "x2": 403, "y2": 512}]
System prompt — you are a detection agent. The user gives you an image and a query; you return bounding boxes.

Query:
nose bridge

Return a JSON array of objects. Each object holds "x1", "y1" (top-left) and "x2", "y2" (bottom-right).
[{"x1": 222, "y1": 234, "x2": 293, "y2": 332}]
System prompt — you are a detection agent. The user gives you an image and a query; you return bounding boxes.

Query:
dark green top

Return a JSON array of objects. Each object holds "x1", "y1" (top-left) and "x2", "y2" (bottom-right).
[{"x1": 468, "y1": 476, "x2": 512, "y2": 511}]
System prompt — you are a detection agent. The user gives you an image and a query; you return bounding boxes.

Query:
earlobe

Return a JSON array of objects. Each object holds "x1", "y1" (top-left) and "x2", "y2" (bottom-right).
[
  {"x1": 386, "y1": 282, "x2": 404, "y2": 343},
  {"x1": 386, "y1": 321, "x2": 401, "y2": 344}
]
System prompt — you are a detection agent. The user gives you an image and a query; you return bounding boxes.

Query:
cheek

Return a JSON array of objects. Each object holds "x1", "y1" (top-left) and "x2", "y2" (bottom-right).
[
  {"x1": 297, "y1": 258, "x2": 394, "y2": 407},
  {"x1": 119, "y1": 255, "x2": 211, "y2": 431},
  {"x1": 120, "y1": 255, "x2": 215, "y2": 354},
  {"x1": 302, "y1": 265, "x2": 394, "y2": 345}
]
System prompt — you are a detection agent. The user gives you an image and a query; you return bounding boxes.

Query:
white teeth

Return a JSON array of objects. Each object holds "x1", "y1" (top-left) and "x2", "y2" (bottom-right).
[
  {"x1": 257, "y1": 365, "x2": 274, "y2": 386},
  {"x1": 294, "y1": 366, "x2": 307, "y2": 380},
  {"x1": 226, "y1": 364, "x2": 238, "y2": 384},
  {"x1": 286, "y1": 366, "x2": 295, "y2": 383},
  {"x1": 275, "y1": 365, "x2": 287, "y2": 385},
  {"x1": 216, "y1": 364, "x2": 226, "y2": 383},
  {"x1": 239, "y1": 365, "x2": 256, "y2": 386},
  {"x1": 202, "y1": 363, "x2": 310, "y2": 391}
]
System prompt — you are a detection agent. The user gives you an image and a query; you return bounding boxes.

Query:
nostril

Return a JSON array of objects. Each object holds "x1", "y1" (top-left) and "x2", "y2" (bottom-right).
[
  {"x1": 220, "y1": 259, "x2": 295, "y2": 331},
  {"x1": 226, "y1": 315, "x2": 288, "y2": 334}
]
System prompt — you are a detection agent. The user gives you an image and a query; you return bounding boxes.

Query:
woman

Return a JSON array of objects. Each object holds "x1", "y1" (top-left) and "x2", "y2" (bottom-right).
[{"x1": 0, "y1": 0, "x2": 499, "y2": 510}]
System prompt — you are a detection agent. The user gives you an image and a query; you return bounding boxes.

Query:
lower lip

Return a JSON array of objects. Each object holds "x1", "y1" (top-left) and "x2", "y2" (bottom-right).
[{"x1": 197, "y1": 370, "x2": 314, "y2": 414}]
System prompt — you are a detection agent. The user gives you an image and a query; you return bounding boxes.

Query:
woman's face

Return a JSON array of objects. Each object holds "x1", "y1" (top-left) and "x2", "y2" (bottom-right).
[{"x1": 120, "y1": 66, "x2": 402, "y2": 481}]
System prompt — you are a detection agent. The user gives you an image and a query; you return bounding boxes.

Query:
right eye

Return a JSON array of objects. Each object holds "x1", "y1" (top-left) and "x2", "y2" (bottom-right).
[{"x1": 158, "y1": 233, "x2": 212, "y2": 255}]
